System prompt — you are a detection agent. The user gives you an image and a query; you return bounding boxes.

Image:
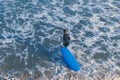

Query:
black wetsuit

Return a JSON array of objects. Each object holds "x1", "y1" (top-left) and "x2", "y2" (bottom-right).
[{"x1": 63, "y1": 34, "x2": 70, "y2": 47}]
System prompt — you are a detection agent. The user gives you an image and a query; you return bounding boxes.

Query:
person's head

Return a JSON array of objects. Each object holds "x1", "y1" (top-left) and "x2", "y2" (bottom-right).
[{"x1": 63, "y1": 29, "x2": 67, "y2": 34}]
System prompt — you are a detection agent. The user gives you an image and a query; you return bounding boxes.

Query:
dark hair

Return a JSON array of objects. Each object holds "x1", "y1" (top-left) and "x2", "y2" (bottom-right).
[{"x1": 64, "y1": 29, "x2": 67, "y2": 33}]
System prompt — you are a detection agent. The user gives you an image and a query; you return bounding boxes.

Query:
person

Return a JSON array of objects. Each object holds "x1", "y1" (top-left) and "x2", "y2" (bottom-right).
[{"x1": 63, "y1": 29, "x2": 70, "y2": 47}]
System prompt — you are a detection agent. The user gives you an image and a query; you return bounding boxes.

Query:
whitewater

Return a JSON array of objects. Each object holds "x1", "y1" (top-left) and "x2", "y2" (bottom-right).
[{"x1": 0, "y1": 0, "x2": 120, "y2": 80}]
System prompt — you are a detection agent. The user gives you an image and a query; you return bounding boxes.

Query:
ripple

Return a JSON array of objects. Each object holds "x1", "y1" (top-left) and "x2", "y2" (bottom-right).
[
  {"x1": 0, "y1": 0, "x2": 120, "y2": 80},
  {"x1": 63, "y1": 7, "x2": 76, "y2": 16},
  {"x1": 92, "y1": 7, "x2": 104, "y2": 13}
]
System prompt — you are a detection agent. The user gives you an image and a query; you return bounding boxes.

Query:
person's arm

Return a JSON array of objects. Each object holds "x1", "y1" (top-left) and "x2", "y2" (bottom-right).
[
  {"x1": 68, "y1": 35, "x2": 70, "y2": 40},
  {"x1": 63, "y1": 35, "x2": 65, "y2": 40}
]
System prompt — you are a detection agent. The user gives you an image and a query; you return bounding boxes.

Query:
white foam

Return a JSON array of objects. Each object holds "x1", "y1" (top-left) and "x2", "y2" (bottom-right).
[
  {"x1": 85, "y1": 38, "x2": 95, "y2": 47},
  {"x1": 0, "y1": 0, "x2": 120, "y2": 80},
  {"x1": 32, "y1": 0, "x2": 38, "y2": 6}
]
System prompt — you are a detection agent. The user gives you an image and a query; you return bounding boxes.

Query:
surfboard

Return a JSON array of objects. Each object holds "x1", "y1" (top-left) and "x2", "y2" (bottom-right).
[{"x1": 60, "y1": 47, "x2": 80, "y2": 71}]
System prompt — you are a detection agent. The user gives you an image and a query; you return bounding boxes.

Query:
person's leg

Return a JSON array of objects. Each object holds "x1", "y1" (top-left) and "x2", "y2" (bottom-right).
[
  {"x1": 64, "y1": 43, "x2": 69, "y2": 47},
  {"x1": 66, "y1": 43, "x2": 69, "y2": 47}
]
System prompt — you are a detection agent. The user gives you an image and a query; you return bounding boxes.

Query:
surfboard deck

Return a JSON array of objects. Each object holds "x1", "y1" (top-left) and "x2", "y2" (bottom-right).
[{"x1": 60, "y1": 47, "x2": 80, "y2": 71}]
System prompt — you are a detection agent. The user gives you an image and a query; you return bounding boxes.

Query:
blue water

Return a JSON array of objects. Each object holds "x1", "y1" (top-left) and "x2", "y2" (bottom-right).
[{"x1": 0, "y1": 0, "x2": 120, "y2": 80}]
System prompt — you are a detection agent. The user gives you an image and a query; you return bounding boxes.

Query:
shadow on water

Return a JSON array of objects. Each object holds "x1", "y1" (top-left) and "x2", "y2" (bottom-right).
[{"x1": 51, "y1": 46, "x2": 70, "y2": 70}]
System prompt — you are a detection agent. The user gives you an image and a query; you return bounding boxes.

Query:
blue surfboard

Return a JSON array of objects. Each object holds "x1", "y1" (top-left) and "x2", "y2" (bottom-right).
[{"x1": 60, "y1": 47, "x2": 80, "y2": 71}]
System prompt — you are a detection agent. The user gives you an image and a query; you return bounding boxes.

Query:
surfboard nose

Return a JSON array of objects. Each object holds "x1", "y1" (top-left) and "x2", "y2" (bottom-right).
[{"x1": 73, "y1": 64, "x2": 80, "y2": 71}]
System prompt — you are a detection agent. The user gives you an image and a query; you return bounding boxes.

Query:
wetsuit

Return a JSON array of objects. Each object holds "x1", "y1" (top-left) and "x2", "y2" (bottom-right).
[{"x1": 63, "y1": 34, "x2": 70, "y2": 47}]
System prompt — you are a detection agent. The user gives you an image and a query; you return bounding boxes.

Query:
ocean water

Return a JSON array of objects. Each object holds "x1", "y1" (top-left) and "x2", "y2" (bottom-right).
[{"x1": 0, "y1": 0, "x2": 120, "y2": 80}]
